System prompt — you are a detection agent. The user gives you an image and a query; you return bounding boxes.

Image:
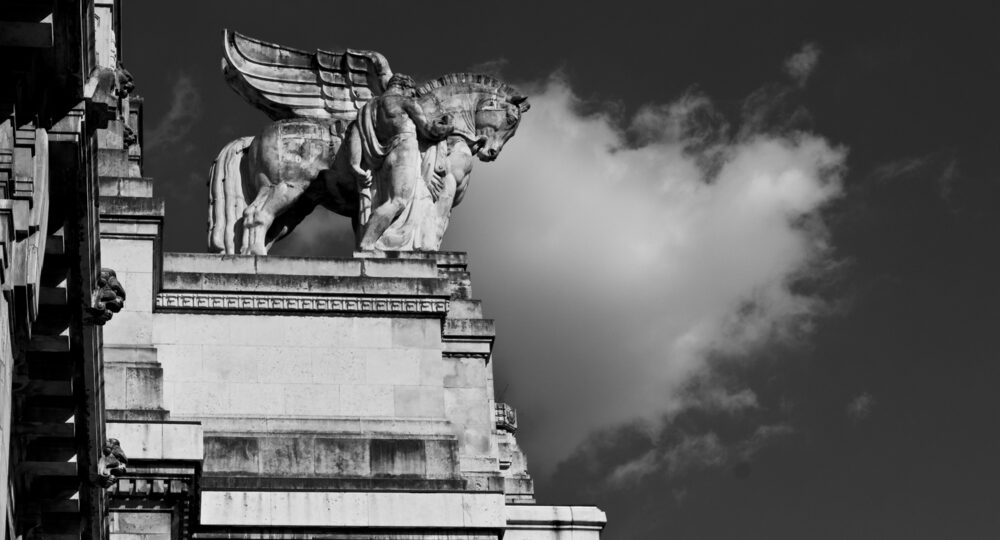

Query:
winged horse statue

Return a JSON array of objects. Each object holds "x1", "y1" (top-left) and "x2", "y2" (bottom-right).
[{"x1": 207, "y1": 30, "x2": 529, "y2": 255}]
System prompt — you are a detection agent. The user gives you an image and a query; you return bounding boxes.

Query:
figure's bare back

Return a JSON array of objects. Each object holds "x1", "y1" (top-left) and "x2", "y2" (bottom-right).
[{"x1": 374, "y1": 95, "x2": 418, "y2": 142}]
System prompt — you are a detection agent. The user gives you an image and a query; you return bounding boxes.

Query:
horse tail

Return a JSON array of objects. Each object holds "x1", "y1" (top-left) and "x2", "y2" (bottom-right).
[{"x1": 208, "y1": 136, "x2": 254, "y2": 253}]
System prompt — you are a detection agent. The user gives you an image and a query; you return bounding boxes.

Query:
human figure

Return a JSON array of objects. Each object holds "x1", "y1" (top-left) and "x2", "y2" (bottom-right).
[{"x1": 353, "y1": 73, "x2": 453, "y2": 250}]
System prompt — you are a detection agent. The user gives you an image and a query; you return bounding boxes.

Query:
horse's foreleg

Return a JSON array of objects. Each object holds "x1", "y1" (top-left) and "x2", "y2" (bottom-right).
[{"x1": 246, "y1": 181, "x2": 306, "y2": 255}]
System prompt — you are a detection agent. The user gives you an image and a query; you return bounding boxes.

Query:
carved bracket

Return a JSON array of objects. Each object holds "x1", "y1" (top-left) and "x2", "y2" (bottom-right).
[
  {"x1": 96, "y1": 438, "x2": 128, "y2": 488},
  {"x1": 85, "y1": 267, "x2": 125, "y2": 325},
  {"x1": 495, "y1": 402, "x2": 517, "y2": 433}
]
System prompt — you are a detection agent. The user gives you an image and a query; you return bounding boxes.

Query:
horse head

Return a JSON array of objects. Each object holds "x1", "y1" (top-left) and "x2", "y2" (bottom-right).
[
  {"x1": 471, "y1": 93, "x2": 529, "y2": 161},
  {"x1": 416, "y1": 74, "x2": 530, "y2": 162}
]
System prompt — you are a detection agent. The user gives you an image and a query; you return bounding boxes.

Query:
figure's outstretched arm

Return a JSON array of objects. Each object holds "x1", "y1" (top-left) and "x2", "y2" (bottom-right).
[{"x1": 403, "y1": 101, "x2": 453, "y2": 141}]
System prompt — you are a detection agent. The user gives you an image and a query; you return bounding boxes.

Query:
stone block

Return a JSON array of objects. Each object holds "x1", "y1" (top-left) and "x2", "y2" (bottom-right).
[
  {"x1": 201, "y1": 490, "x2": 271, "y2": 525},
  {"x1": 504, "y1": 505, "x2": 607, "y2": 540},
  {"x1": 161, "y1": 422, "x2": 204, "y2": 460},
  {"x1": 104, "y1": 311, "x2": 154, "y2": 346},
  {"x1": 370, "y1": 439, "x2": 426, "y2": 477},
  {"x1": 340, "y1": 385, "x2": 393, "y2": 417},
  {"x1": 228, "y1": 383, "x2": 285, "y2": 415},
  {"x1": 104, "y1": 363, "x2": 127, "y2": 409},
  {"x1": 165, "y1": 381, "x2": 228, "y2": 416},
  {"x1": 104, "y1": 345, "x2": 158, "y2": 364},
  {"x1": 365, "y1": 349, "x2": 420, "y2": 385},
  {"x1": 310, "y1": 348, "x2": 365, "y2": 385},
  {"x1": 116, "y1": 270, "x2": 153, "y2": 313},
  {"x1": 270, "y1": 492, "x2": 369, "y2": 527},
  {"x1": 394, "y1": 386, "x2": 444, "y2": 418},
  {"x1": 173, "y1": 314, "x2": 232, "y2": 345},
  {"x1": 98, "y1": 176, "x2": 154, "y2": 198},
  {"x1": 447, "y1": 299, "x2": 484, "y2": 319},
  {"x1": 425, "y1": 439, "x2": 459, "y2": 478},
  {"x1": 313, "y1": 437, "x2": 369, "y2": 476},
  {"x1": 163, "y1": 253, "x2": 256, "y2": 274},
  {"x1": 391, "y1": 318, "x2": 441, "y2": 348},
  {"x1": 254, "y1": 256, "x2": 362, "y2": 277},
  {"x1": 283, "y1": 384, "x2": 339, "y2": 416},
  {"x1": 107, "y1": 422, "x2": 159, "y2": 459},
  {"x1": 418, "y1": 349, "x2": 446, "y2": 386},
  {"x1": 110, "y1": 511, "x2": 171, "y2": 533},
  {"x1": 200, "y1": 345, "x2": 260, "y2": 383},
  {"x1": 366, "y1": 491, "x2": 464, "y2": 528},
  {"x1": 225, "y1": 316, "x2": 280, "y2": 346},
  {"x1": 124, "y1": 365, "x2": 163, "y2": 410},
  {"x1": 257, "y1": 347, "x2": 312, "y2": 383},
  {"x1": 443, "y1": 356, "x2": 488, "y2": 388},
  {"x1": 102, "y1": 237, "x2": 153, "y2": 274},
  {"x1": 343, "y1": 318, "x2": 392, "y2": 347},
  {"x1": 158, "y1": 344, "x2": 203, "y2": 382},
  {"x1": 361, "y1": 258, "x2": 437, "y2": 278},
  {"x1": 260, "y1": 436, "x2": 316, "y2": 476},
  {"x1": 205, "y1": 437, "x2": 260, "y2": 474},
  {"x1": 151, "y1": 314, "x2": 178, "y2": 344}
]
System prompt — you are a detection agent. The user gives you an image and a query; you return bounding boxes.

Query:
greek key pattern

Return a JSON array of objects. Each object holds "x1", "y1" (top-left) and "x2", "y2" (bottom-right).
[{"x1": 155, "y1": 292, "x2": 448, "y2": 315}]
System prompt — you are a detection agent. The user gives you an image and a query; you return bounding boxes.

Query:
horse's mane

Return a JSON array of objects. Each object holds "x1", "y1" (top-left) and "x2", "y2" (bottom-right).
[{"x1": 416, "y1": 72, "x2": 521, "y2": 99}]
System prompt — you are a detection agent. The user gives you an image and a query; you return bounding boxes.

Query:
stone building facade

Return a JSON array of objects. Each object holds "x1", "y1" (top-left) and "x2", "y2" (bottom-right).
[{"x1": 1, "y1": 2, "x2": 606, "y2": 539}]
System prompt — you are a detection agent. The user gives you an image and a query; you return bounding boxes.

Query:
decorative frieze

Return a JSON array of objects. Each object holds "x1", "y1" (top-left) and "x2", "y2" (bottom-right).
[
  {"x1": 495, "y1": 402, "x2": 517, "y2": 433},
  {"x1": 155, "y1": 292, "x2": 449, "y2": 315}
]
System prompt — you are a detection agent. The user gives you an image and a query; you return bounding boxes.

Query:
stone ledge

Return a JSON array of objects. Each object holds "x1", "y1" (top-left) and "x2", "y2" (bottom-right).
[
  {"x1": 200, "y1": 476, "x2": 469, "y2": 492},
  {"x1": 354, "y1": 250, "x2": 468, "y2": 269},
  {"x1": 162, "y1": 271, "x2": 449, "y2": 297},
  {"x1": 98, "y1": 176, "x2": 154, "y2": 198},
  {"x1": 180, "y1": 416, "x2": 455, "y2": 437},
  {"x1": 107, "y1": 420, "x2": 204, "y2": 461},
  {"x1": 200, "y1": 490, "x2": 506, "y2": 529},
  {"x1": 444, "y1": 319, "x2": 495, "y2": 338},
  {"x1": 505, "y1": 505, "x2": 607, "y2": 535},
  {"x1": 99, "y1": 195, "x2": 165, "y2": 217},
  {"x1": 163, "y1": 252, "x2": 440, "y2": 279}
]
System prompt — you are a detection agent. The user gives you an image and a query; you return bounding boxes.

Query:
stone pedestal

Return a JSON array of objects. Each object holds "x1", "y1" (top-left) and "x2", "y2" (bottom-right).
[{"x1": 99, "y1": 160, "x2": 604, "y2": 540}]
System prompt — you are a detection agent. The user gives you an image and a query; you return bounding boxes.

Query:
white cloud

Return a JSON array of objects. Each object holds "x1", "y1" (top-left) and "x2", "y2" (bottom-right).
[
  {"x1": 146, "y1": 73, "x2": 202, "y2": 149},
  {"x1": 847, "y1": 392, "x2": 875, "y2": 421},
  {"x1": 607, "y1": 423, "x2": 793, "y2": 486},
  {"x1": 442, "y1": 74, "x2": 845, "y2": 474},
  {"x1": 784, "y1": 43, "x2": 821, "y2": 86}
]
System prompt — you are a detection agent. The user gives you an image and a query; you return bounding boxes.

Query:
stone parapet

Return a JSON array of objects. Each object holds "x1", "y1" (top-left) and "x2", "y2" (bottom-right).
[{"x1": 200, "y1": 490, "x2": 506, "y2": 530}]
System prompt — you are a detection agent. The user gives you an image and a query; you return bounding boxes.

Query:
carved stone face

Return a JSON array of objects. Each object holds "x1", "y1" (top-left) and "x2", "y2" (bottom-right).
[{"x1": 473, "y1": 96, "x2": 528, "y2": 162}]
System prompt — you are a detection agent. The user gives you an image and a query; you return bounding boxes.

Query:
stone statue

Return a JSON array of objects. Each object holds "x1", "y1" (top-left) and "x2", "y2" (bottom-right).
[
  {"x1": 96, "y1": 438, "x2": 128, "y2": 488},
  {"x1": 207, "y1": 30, "x2": 529, "y2": 255},
  {"x1": 350, "y1": 73, "x2": 455, "y2": 249}
]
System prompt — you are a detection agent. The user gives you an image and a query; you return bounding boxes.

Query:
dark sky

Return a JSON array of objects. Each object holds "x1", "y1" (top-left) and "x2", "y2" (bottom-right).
[{"x1": 123, "y1": 2, "x2": 1000, "y2": 539}]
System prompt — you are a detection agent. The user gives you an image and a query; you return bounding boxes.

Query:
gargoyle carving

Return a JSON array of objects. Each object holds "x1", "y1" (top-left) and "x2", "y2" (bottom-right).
[
  {"x1": 96, "y1": 438, "x2": 128, "y2": 488},
  {"x1": 85, "y1": 268, "x2": 125, "y2": 325},
  {"x1": 84, "y1": 64, "x2": 135, "y2": 127}
]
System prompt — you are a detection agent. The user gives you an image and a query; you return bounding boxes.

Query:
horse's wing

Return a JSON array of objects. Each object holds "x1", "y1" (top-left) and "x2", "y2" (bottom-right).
[{"x1": 222, "y1": 29, "x2": 392, "y2": 122}]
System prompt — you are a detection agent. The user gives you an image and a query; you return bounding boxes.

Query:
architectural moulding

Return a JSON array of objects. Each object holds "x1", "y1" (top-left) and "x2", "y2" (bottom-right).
[{"x1": 155, "y1": 292, "x2": 449, "y2": 316}]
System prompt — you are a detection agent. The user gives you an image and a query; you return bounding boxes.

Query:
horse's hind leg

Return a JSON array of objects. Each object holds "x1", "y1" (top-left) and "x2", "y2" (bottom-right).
[
  {"x1": 264, "y1": 193, "x2": 318, "y2": 251},
  {"x1": 243, "y1": 181, "x2": 306, "y2": 255}
]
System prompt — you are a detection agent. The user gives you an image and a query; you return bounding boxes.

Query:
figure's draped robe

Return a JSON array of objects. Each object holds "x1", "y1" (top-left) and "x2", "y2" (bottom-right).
[{"x1": 357, "y1": 101, "x2": 448, "y2": 251}]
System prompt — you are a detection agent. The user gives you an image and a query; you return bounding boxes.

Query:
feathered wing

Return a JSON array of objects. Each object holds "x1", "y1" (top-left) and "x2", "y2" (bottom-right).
[{"x1": 222, "y1": 29, "x2": 392, "y2": 122}]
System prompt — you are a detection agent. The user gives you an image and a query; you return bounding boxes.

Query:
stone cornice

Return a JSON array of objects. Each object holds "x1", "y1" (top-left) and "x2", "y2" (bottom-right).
[{"x1": 155, "y1": 291, "x2": 449, "y2": 316}]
